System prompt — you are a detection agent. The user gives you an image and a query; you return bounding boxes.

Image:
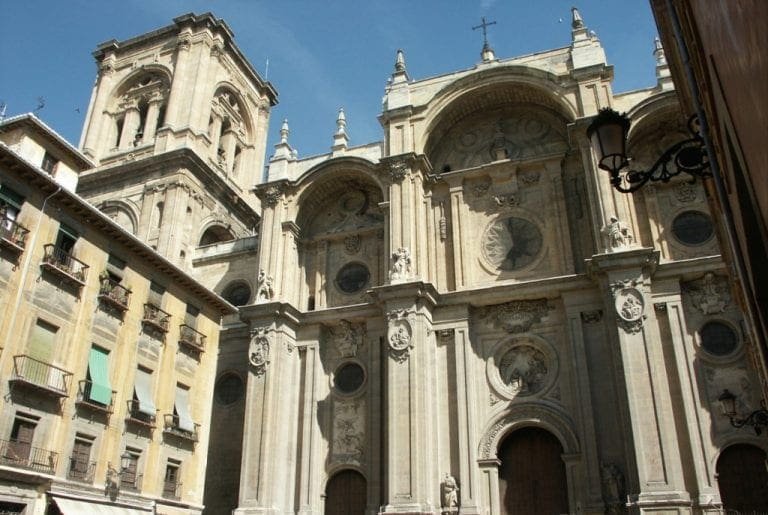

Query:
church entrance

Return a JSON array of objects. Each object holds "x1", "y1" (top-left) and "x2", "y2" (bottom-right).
[
  {"x1": 716, "y1": 443, "x2": 768, "y2": 513},
  {"x1": 498, "y1": 427, "x2": 568, "y2": 515},
  {"x1": 324, "y1": 469, "x2": 366, "y2": 515}
]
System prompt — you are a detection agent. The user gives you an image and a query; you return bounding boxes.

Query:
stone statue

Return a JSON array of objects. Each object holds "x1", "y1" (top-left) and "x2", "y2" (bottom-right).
[
  {"x1": 255, "y1": 269, "x2": 274, "y2": 303},
  {"x1": 600, "y1": 462, "x2": 626, "y2": 514},
  {"x1": 603, "y1": 216, "x2": 634, "y2": 250},
  {"x1": 441, "y1": 473, "x2": 459, "y2": 512},
  {"x1": 390, "y1": 247, "x2": 412, "y2": 283}
]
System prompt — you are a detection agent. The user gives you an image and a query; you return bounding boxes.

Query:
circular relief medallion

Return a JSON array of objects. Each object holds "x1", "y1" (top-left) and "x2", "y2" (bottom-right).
[
  {"x1": 672, "y1": 210, "x2": 714, "y2": 246},
  {"x1": 338, "y1": 190, "x2": 367, "y2": 214},
  {"x1": 482, "y1": 216, "x2": 543, "y2": 271},
  {"x1": 614, "y1": 288, "x2": 644, "y2": 322},
  {"x1": 699, "y1": 321, "x2": 738, "y2": 357},
  {"x1": 333, "y1": 362, "x2": 366, "y2": 395},
  {"x1": 498, "y1": 344, "x2": 549, "y2": 396},
  {"x1": 335, "y1": 262, "x2": 370, "y2": 294}
]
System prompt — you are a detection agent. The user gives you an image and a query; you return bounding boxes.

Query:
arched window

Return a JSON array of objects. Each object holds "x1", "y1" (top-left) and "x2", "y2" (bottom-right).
[
  {"x1": 221, "y1": 281, "x2": 251, "y2": 306},
  {"x1": 199, "y1": 225, "x2": 235, "y2": 246}
]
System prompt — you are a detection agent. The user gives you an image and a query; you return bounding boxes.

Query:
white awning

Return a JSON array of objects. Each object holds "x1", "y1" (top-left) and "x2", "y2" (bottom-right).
[
  {"x1": 53, "y1": 497, "x2": 151, "y2": 514},
  {"x1": 175, "y1": 384, "x2": 195, "y2": 433},
  {"x1": 133, "y1": 368, "x2": 156, "y2": 417}
]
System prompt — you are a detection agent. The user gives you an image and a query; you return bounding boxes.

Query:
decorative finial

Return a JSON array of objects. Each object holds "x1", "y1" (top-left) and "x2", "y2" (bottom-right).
[
  {"x1": 279, "y1": 119, "x2": 289, "y2": 144},
  {"x1": 571, "y1": 7, "x2": 584, "y2": 29},
  {"x1": 473, "y1": 17, "x2": 497, "y2": 62},
  {"x1": 336, "y1": 108, "x2": 347, "y2": 135},
  {"x1": 395, "y1": 49, "x2": 406, "y2": 73},
  {"x1": 653, "y1": 36, "x2": 667, "y2": 65}
]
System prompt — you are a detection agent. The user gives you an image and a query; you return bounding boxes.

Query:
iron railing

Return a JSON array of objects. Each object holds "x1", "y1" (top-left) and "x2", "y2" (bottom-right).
[
  {"x1": 75, "y1": 380, "x2": 115, "y2": 414},
  {"x1": 125, "y1": 399, "x2": 156, "y2": 428},
  {"x1": 67, "y1": 458, "x2": 96, "y2": 483},
  {"x1": 10, "y1": 355, "x2": 72, "y2": 397},
  {"x1": 42, "y1": 244, "x2": 89, "y2": 284},
  {"x1": 98, "y1": 276, "x2": 131, "y2": 311},
  {"x1": 162, "y1": 479, "x2": 182, "y2": 500},
  {"x1": 0, "y1": 438, "x2": 58, "y2": 474},
  {"x1": 163, "y1": 414, "x2": 199, "y2": 442},
  {"x1": 142, "y1": 304, "x2": 170, "y2": 333},
  {"x1": 0, "y1": 215, "x2": 29, "y2": 251},
  {"x1": 179, "y1": 324, "x2": 206, "y2": 353}
]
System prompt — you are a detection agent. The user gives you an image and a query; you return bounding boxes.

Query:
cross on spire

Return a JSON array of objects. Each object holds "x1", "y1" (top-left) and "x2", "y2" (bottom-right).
[{"x1": 472, "y1": 16, "x2": 497, "y2": 47}]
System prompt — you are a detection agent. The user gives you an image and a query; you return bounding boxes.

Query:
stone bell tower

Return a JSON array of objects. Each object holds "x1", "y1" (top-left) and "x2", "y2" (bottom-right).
[{"x1": 76, "y1": 13, "x2": 277, "y2": 268}]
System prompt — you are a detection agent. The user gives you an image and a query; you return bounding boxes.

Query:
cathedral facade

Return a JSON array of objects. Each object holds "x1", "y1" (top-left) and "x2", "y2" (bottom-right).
[{"x1": 5, "y1": 8, "x2": 766, "y2": 515}]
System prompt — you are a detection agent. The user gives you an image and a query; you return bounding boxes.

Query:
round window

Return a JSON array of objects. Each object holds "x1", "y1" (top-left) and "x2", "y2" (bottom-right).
[
  {"x1": 333, "y1": 362, "x2": 365, "y2": 394},
  {"x1": 215, "y1": 373, "x2": 244, "y2": 406},
  {"x1": 672, "y1": 211, "x2": 714, "y2": 245},
  {"x1": 699, "y1": 321, "x2": 738, "y2": 357},
  {"x1": 335, "y1": 263, "x2": 370, "y2": 294},
  {"x1": 222, "y1": 282, "x2": 251, "y2": 306},
  {"x1": 482, "y1": 217, "x2": 543, "y2": 271}
]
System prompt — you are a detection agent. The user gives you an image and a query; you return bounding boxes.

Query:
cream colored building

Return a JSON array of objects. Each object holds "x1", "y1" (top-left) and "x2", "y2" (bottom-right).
[
  {"x1": 2, "y1": 7, "x2": 766, "y2": 515},
  {"x1": 0, "y1": 113, "x2": 235, "y2": 514}
]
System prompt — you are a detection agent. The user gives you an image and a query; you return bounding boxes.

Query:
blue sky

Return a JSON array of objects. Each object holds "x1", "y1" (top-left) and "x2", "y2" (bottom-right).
[{"x1": 1, "y1": 1, "x2": 659, "y2": 160}]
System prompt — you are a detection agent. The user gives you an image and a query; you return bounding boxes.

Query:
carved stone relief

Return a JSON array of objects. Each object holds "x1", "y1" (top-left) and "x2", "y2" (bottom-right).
[
  {"x1": 674, "y1": 182, "x2": 697, "y2": 203},
  {"x1": 580, "y1": 310, "x2": 603, "y2": 324},
  {"x1": 602, "y1": 216, "x2": 634, "y2": 251},
  {"x1": 332, "y1": 400, "x2": 365, "y2": 462},
  {"x1": 488, "y1": 337, "x2": 556, "y2": 400},
  {"x1": 344, "y1": 234, "x2": 361, "y2": 255},
  {"x1": 387, "y1": 309, "x2": 415, "y2": 362},
  {"x1": 328, "y1": 320, "x2": 365, "y2": 358},
  {"x1": 610, "y1": 280, "x2": 646, "y2": 334},
  {"x1": 481, "y1": 217, "x2": 543, "y2": 272},
  {"x1": 255, "y1": 269, "x2": 274, "y2": 303},
  {"x1": 480, "y1": 299, "x2": 550, "y2": 333},
  {"x1": 249, "y1": 327, "x2": 271, "y2": 376},
  {"x1": 388, "y1": 159, "x2": 409, "y2": 182},
  {"x1": 255, "y1": 183, "x2": 286, "y2": 208},
  {"x1": 682, "y1": 272, "x2": 730, "y2": 315}
]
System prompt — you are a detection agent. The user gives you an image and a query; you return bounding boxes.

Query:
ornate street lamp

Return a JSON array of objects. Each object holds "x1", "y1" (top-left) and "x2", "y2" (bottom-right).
[
  {"x1": 586, "y1": 108, "x2": 711, "y2": 193},
  {"x1": 105, "y1": 450, "x2": 134, "y2": 499},
  {"x1": 718, "y1": 389, "x2": 768, "y2": 436}
]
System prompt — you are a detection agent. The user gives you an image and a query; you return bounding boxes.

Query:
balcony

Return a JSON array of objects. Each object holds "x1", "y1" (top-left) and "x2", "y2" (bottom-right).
[
  {"x1": 0, "y1": 216, "x2": 29, "y2": 253},
  {"x1": 162, "y1": 479, "x2": 182, "y2": 500},
  {"x1": 0, "y1": 438, "x2": 58, "y2": 474},
  {"x1": 125, "y1": 399, "x2": 156, "y2": 429},
  {"x1": 41, "y1": 244, "x2": 89, "y2": 286},
  {"x1": 75, "y1": 380, "x2": 115, "y2": 415},
  {"x1": 142, "y1": 304, "x2": 170, "y2": 334},
  {"x1": 98, "y1": 276, "x2": 131, "y2": 312},
  {"x1": 67, "y1": 458, "x2": 96, "y2": 483},
  {"x1": 121, "y1": 472, "x2": 143, "y2": 492},
  {"x1": 163, "y1": 414, "x2": 199, "y2": 443},
  {"x1": 179, "y1": 324, "x2": 206, "y2": 354},
  {"x1": 9, "y1": 355, "x2": 72, "y2": 397}
]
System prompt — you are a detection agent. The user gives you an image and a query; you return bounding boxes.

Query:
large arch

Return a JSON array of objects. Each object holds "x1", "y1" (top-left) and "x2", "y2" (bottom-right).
[
  {"x1": 323, "y1": 468, "x2": 367, "y2": 515},
  {"x1": 715, "y1": 442, "x2": 768, "y2": 512}
]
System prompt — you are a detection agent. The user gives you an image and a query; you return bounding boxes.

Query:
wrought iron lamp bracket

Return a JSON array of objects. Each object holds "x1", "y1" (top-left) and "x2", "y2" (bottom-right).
[{"x1": 727, "y1": 400, "x2": 768, "y2": 436}]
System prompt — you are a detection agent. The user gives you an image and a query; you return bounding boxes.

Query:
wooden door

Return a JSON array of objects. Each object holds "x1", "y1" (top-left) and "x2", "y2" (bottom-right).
[
  {"x1": 8, "y1": 419, "x2": 35, "y2": 463},
  {"x1": 717, "y1": 443, "x2": 768, "y2": 512},
  {"x1": 325, "y1": 470, "x2": 366, "y2": 515},
  {"x1": 498, "y1": 427, "x2": 568, "y2": 515}
]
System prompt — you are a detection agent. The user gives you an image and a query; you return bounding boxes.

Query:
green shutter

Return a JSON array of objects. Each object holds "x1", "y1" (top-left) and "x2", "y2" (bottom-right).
[
  {"x1": 0, "y1": 185, "x2": 24, "y2": 210},
  {"x1": 87, "y1": 347, "x2": 112, "y2": 405}
]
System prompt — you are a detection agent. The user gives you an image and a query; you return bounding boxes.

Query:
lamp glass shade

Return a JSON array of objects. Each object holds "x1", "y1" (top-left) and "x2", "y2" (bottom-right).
[
  {"x1": 718, "y1": 389, "x2": 737, "y2": 417},
  {"x1": 587, "y1": 108, "x2": 630, "y2": 174},
  {"x1": 120, "y1": 450, "x2": 132, "y2": 471}
]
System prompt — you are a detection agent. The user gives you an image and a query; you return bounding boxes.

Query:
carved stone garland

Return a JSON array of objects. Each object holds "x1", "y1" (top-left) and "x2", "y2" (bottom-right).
[
  {"x1": 682, "y1": 272, "x2": 730, "y2": 315},
  {"x1": 329, "y1": 319, "x2": 365, "y2": 358},
  {"x1": 249, "y1": 326, "x2": 272, "y2": 376},
  {"x1": 480, "y1": 299, "x2": 550, "y2": 333},
  {"x1": 610, "y1": 280, "x2": 646, "y2": 334},
  {"x1": 387, "y1": 309, "x2": 416, "y2": 362}
]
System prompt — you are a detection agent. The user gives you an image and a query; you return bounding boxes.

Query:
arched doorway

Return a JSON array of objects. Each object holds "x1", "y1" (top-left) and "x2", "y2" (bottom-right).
[
  {"x1": 716, "y1": 443, "x2": 768, "y2": 512},
  {"x1": 325, "y1": 469, "x2": 366, "y2": 515},
  {"x1": 498, "y1": 427, "x2": 568, "y2": 515}
]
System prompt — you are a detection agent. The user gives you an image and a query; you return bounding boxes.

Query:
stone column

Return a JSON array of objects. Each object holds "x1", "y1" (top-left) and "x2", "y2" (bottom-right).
[
  {"x1": 164, "y1": 36, "x2": 193, "y2": 130},
  {"x1": 80, "y1": 57, "x2": 117, "y2": 159},
  {"x1": 118, "y1": 101, "x2": 140, "y2": 149},
  {"x1": 296, "y1": 337, "x2": 321, "y2": 515},
  {"x1": 143, "y1": 96, "x2": 162, "y2": 142},
  {"x1": 477, "y1": 459, "x2": 500, "y2": 515},
  {"x1": 209, "y1": 114, "x2": 224, "y2": 159},
  {"x1": 236, "y1": 303, "x2": 301, "y2": 515},
  {"x1": 447, "y1": 179, "x2": 467, "y2": 289},
  {"x1": 372, "y1": 283, "x2": 439, "y2": 514},
  {"x1": 588, "y1": 248, "x2": 690, "y2": 511},
  {"x1": 221, "y1": 129, "x2": 238, "y2": 175}
]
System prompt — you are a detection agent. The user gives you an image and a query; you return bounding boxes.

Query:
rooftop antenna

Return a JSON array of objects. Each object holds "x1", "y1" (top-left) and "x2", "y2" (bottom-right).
[{"x1": 33, "y1": 97, "x2": 45, "y2": 115}]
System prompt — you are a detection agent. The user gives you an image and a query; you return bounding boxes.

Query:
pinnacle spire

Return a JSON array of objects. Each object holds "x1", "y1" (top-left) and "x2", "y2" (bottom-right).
[
  {"x1": 653, "y1": 36, "x2": 673, "y2": 90},
  {"x1": 391, "y1": 48, "x2": 409, "y2": 84},
  {"x1": 571, "y1": 6, "x2": 584, "y2": 29},
  {"x1": 279, "y1": 119, "x2": 289, "y2": 144},
  {"x1": 332, "y1": 107, "x2": 349, "y2": 154},
  {"x1": 653, "y1": 36, "x2": 667, "y2": 66}
]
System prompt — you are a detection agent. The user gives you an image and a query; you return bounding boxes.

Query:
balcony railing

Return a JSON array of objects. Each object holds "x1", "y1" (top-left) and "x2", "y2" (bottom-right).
[
  {"x1": 0, "y1": 215, "x2": 29, "y2": 252},
  {"x1": 75, "y1": 380, "x2": 115, "y2": 415},
  {"x1": 179, "y1": 324, "x2": 206, "y2": 353},
  {"x1": 0, "y1": 438, "x2": 58, "y2": 474},
  {"x1": 163, "y1": 414, "x2": 199, "y2": 442},
  {"x1": 125, "y1": 399, "x2": 156, "y2": 429},
  {"x1": 142, "y1": 304, "x2": 170, "y2": 333},
  {"x1": 10, "y1": 355, "x2": 72, "y2": 397},
  {"x1": 67, "y1": 458, "x2": 96, "y2": 483},
  {"x1": 98, "y1": 276, "x2": 131, "y2": 311},
  {"x1": 121, "y1": 472, "x2": 143, "y2": 492},
  {"x1": 41, "y1": 244, "x2": 89, "y2": 285},
  {"x1": 162, "y1": 479, "x2": 182, "y2": 500}
]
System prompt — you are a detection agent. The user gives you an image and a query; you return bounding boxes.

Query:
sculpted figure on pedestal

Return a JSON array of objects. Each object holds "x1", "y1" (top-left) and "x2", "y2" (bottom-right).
[{"x1": 441, "y1": 473, "x2": 459, "y2": 513}]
